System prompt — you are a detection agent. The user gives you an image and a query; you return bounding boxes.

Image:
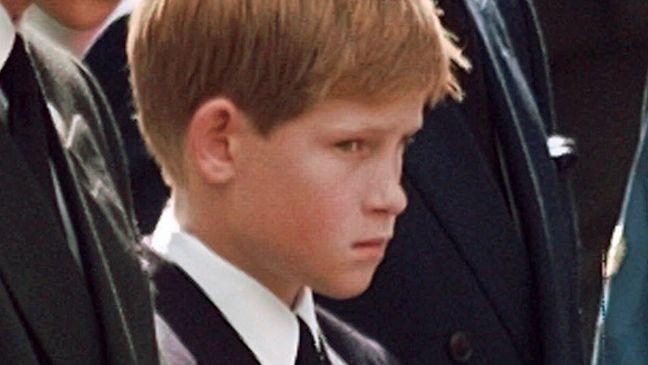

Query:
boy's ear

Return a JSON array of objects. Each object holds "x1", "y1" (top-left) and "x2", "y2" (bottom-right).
[{"x1": 186, "y1": 98, "x2": 245, "y2": 184}]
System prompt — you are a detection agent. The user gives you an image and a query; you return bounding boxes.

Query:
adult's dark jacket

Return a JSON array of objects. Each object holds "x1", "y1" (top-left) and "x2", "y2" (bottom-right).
[
  {"x1": 85, "y1": 15, "x2": 168, "y2": 235},
  {"x1": 0, "y1": 31, "x2": 158, "y2": 364},
  {"x1": 320, "y1": 0, "x2": 583, "y2": 364},
  {"x1": 147, "y1": 253, "x2": 399, "y2": 365}
]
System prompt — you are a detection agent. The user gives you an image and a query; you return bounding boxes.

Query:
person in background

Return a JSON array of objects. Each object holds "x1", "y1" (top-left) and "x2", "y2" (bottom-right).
[
  {"x1": 21, "y1": 0, "x2": 132, "y2": 57},
  {"x1": 24, "y1": 0, "x2": 168, "y2": 235},
  {"x1": 0, "y1": 0, "x2": 158, "y2": 364},
  {"x1": 319, "y1": 0, "x2": 584, "y2": 363},
  {"x1": 127, "y1": 0, "x2": 465, "y2": 363},
  {"x1": 593, "y1": 70, "x2": 648, "y2": 365}
]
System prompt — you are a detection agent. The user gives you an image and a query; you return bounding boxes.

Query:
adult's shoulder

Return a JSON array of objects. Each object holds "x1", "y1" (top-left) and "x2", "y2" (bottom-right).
[
  {"x1": 23, "y1": 29, "x2": 138, "y2": 231},
  {"x1": 22, "y1": 28, "x2": 125, "y2": 162},
  {"x1": 316, "y1": 306, "x2": 401, "y2": 365},
  {"x1": 21, "y1": 28, "x2": 120, "y2": 150},
  {"x1": 22, "y1": 29, "x2": 108, "y2": 120}
]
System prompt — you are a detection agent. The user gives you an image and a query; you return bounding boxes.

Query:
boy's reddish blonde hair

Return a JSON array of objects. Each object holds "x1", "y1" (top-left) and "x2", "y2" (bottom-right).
[{"x1": 128, "y1": 0, "x2": 467, "y2": 185}]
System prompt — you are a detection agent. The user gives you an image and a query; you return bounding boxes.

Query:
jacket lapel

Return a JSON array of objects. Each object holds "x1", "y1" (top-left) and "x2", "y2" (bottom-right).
[
  {"x1": 404, "y1": 102, "x2": 536, "y2": 360},
  {"x1": 51, "y1": 118, "x2": 141, "y2": 365},
  {"x1": 316, "y1": 306, "x2": 395, "y2": 365},
  {"x1": 0, "y1": 128, "x2": 103, "y2": 364}
]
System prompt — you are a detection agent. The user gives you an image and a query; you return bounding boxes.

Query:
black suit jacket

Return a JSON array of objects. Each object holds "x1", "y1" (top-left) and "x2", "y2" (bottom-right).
[
  {"x1": 320, "y1": 0, "x2": 582, "y2": 364},
  {"x1": 147, "y1": 254, "x2": 398, "y2": 365},
  {"x1": 85, "y1": 15, "x2": 169, "y2": 235},
  {"x1": 0, "y1": 31, "x2": 158, "y2": 364}
]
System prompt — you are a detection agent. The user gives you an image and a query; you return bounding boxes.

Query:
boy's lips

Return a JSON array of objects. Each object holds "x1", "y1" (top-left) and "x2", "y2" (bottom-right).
[{"x1": 352, "y1": 237, "x2": 390, "y2": 259}]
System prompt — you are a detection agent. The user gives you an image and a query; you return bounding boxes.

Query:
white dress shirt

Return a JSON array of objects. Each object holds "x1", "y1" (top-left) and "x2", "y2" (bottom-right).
[
  {"x1": 0, "y1": 4, "x2": 83, "y2": 269},
  {"x1": 151, "y1": 207, "x2": 347, "y2": 365}
]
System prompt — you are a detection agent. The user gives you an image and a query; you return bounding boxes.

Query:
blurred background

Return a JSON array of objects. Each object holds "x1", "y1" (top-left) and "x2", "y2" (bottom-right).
[{"x1": 535, "y1": 1, "x2": 648, "y2": 360}]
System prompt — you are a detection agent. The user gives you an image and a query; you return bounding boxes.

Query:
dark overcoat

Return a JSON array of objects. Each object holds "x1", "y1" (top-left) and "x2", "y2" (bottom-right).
[{"x1": 0, "y1": 31, "x2": 158, "y2": 365}]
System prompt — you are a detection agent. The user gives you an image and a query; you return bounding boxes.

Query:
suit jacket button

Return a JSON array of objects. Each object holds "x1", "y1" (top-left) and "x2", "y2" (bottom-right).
[
  {"x1": 547, "y1": 134, "x2": 577, "y2": 171},
  {"x1": 448, "y1": 331, "x2": 473, "y2": 363}
]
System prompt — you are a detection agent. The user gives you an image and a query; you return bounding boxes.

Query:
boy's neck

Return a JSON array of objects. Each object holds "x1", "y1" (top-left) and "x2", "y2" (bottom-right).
[
  {"x1": 173, "y1": 192, "x2": 304, "y2": 308},
  {"x1": 194, "y1": 226, "x2": 304, "y2": 307}
]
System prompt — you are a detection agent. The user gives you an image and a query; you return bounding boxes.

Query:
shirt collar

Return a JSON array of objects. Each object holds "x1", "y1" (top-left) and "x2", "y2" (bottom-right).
[
  {"x1": 0, "y1": 4, "x2": 16, "y2": 72},
  {"x1": 151, "y1": 210, "x2": 324, "y2": 365},
  {"x1": 105, "y1": 0, "x2": 137, "y2": 26}
]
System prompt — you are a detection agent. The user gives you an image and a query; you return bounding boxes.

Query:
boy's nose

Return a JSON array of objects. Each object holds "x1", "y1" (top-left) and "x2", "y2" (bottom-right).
[{"x1": 365, "y1": 169, "x2": 408, "y2": 217}]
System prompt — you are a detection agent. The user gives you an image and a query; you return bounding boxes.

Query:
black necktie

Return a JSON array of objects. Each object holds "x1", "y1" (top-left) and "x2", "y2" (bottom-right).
[
  {"x1": 0, "y1": 35, "x2": 58, "y2": 206},
  {"x1": 295, "y1": 317, "x2": 331, "y2": 365}
]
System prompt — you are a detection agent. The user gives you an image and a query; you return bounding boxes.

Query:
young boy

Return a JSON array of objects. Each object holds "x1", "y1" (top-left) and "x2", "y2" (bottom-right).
[{"x1": 128, "y1": 0, "x2": 465, "y2": 363}]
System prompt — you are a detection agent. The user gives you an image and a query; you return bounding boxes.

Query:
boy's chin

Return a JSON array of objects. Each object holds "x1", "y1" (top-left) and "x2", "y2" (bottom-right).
[{"x1": 313, "y1": 271, "x2": 376, "y2": 300}]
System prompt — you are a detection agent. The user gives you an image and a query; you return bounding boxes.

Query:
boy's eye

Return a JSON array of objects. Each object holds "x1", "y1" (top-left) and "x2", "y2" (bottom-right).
[{"x1": 335, "y1": 140, "x2": 364, "y2": 153}]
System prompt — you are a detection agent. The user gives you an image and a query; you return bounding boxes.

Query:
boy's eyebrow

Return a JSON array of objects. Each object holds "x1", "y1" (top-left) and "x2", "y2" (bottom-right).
[{"x1": 325, "y1": 119, "x2": 423, "y2": 136}]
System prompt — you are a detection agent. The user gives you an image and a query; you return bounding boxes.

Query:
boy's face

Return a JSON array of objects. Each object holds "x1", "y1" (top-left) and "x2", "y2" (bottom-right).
[{"x1": 227, "y1": 95, "x2": 424, "y2": 301}]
